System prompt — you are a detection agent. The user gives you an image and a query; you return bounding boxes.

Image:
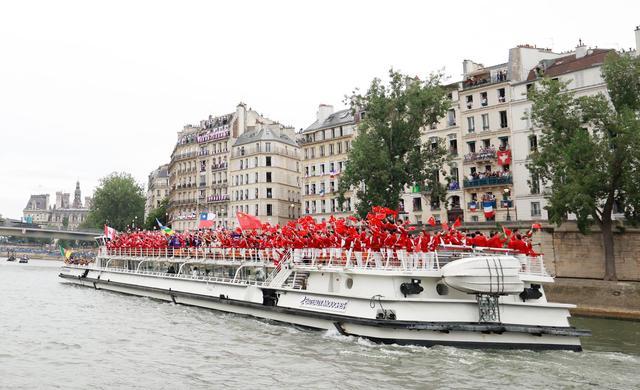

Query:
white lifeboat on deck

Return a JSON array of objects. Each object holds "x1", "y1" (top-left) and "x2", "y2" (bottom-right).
[{"x1": 441, "y1": 256, "x2": 524, "y2": 294}]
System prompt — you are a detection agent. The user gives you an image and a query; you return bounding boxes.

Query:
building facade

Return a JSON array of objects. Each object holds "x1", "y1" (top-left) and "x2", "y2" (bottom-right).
[
  {"x1": 144, "y1": 163, "x2": 170, "y2": 219},
  {"x1": 23, "y1": 181, "x2": 91, "y2": 230},
  {"x1": 511, "y1": 45, "x2": 615, "y2": 221},
  {"x1": 400, "y1": 86, "x2": 463, "y2": 225},
  {"x1": 300, "y1": 104, "x2": 357, "y2": 221},
  {"x1": 456, "y1": 45, "x2": 569, "y2": 223},
  {"x1": 229, "y1": 121, "x2": 301, "y2": 226},
  {"x1": 168, "y1": 115, "x2": 233, "y2": 232},
  {"x1": 23, "y1": 194, "x2": 50, "y2": 224},
  {"x1": 168, "y1": 103, "x2": 301, "y2": 231}
]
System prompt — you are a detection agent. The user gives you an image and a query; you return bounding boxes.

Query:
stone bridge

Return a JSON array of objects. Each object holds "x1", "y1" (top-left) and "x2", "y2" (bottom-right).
[{"x1": 0, "y1": 226, "x2": 99, "y2": 241}]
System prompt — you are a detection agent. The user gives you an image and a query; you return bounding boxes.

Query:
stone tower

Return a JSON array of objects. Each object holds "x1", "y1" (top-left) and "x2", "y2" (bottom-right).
[{"x1": 73, "y1": 181, "x2": 82, "y2": 208}]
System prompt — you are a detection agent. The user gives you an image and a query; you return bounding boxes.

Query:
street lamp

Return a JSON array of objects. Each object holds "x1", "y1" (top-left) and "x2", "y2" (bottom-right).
[{"x1": 503, "y1": 188, "x2": 511, "y2": 221}]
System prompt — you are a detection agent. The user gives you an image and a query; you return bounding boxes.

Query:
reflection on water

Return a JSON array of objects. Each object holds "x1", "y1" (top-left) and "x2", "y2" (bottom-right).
[
  {"x1": 571, "y1": 316, "x2": 640, "y2": 355},
  {"x1": 1, "y1": 259, "x2": 639, "y2": 389}
]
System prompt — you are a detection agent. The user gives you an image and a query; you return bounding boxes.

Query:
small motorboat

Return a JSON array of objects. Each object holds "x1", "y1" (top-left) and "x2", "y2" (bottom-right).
[
  {"x1": 6, "y1": 250, "x2": 16, "y2": 262},
  {"x1": 19, "y1": 255, "x2": 29, "y2": 264}
]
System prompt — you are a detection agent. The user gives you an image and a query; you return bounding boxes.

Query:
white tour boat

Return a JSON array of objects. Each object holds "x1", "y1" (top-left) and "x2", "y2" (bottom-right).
[{"x1": 59, "y1": 242, "x2": 590, "y2": 351}]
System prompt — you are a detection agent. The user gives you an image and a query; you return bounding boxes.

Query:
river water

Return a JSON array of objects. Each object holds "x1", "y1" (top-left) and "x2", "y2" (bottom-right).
[{"x1": 1, "y1": 259, "x2": 638, "y2": 390}]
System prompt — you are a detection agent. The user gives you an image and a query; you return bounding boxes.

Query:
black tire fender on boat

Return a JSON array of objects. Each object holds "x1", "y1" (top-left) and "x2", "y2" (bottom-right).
[{"x1": 333, "y1": 322, "x2": 347, "y2": 335}]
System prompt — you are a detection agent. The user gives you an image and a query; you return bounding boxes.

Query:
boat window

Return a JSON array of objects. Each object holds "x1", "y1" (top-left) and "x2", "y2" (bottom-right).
[
  {"x1": 346, "y1": 278, "x2": 353, "y2": 289},
  {"x1": 436, "y1": 283, "x2": 449, "y2": 296}
]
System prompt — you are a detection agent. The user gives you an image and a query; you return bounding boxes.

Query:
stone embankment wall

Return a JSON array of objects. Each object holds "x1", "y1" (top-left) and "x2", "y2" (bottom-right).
[
  {"x1": 543, "y1": 278, "x2": 640, "y2": 320},
  {"x1": 550, "y1": 224, "x2": 640, "y2": 281}
]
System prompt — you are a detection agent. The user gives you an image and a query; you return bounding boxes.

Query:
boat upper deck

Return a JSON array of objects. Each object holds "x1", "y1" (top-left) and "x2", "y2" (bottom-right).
[{"x1": 93, "y1": 246, "x2": 550, "y2": 278}]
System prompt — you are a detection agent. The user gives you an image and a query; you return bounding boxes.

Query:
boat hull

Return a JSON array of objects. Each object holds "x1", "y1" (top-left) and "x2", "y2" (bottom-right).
[{"x1": 59, "y1": 267, "x2": 585, "y2": 351}]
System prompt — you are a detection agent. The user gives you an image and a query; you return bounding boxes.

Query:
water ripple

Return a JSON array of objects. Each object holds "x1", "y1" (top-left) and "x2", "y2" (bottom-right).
[{"x1": 1, "y1": 259, "x2": 639, "y2": 389}]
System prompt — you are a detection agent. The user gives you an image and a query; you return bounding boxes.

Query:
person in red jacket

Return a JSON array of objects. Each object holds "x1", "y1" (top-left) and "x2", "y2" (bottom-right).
[
  {"x1": 487, "y1": 231, "x2": 506, "y2": 248},
  {"x1": 472, "y1": 231, "x2": 488, "y2": 248},
  {"x1": 418, "y1": 231, "x2": 431, "y2": 252},
  {"x1": 429, "y1": 232, "x2": 443, "y2": 251},
  {"x1": 508, "y1": 234, "x2": 529, "y2": 254}
]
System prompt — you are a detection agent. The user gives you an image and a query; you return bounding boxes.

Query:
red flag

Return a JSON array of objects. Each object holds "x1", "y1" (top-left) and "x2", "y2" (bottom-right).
[
  {"x1": 531, "y1": 223, "x2": 542, "y2": 230},
  {"x1": 372, "y1": 206, "x2": 398, "y2": 217},
  {"x1": 427, "y1": 216, "x2": 436, "y2": 226},
  {"x1": 374, "y1": 212, "x2": 386, "y2": 220},
  {"x1": 497, "y1": 150, "x2": 512, "y2": 166},
  {"x1": 453, "y1": 217, "x2": 462, "y2": 228},
  {"x1": 236, "y1": 212, "x2": 262, "y2": 230},
  {"x1": 503, "y1": 226, "x2": 512, "y2": 237}
]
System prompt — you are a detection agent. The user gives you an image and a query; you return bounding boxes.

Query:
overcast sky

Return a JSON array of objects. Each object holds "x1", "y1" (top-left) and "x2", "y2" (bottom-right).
[{"x1": 1, "y1": 0, "x2": 638, "y2": 219}]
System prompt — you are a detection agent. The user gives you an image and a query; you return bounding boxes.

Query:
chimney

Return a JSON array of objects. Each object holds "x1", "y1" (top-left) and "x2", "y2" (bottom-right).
[
  {"x1": 635, "y1": 26, "x2": 640, "y2": 53},
  {"x1": 462, "y1": 60, "x2": 483, "y2": 79},
  {"x1": 235, "y1": 102, "x2": 247, "y2": 136},
  {"x1": 316, "y1": 104, "x2": 334, "y2": 125},
  {"x1": 575, "y1": 39, "x2": 587, "y2": 59}
]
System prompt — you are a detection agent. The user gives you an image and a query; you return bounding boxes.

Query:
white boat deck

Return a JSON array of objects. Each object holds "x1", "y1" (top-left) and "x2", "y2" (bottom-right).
[{"x1": 95, "y1": 246, "x2": 549, "y2": 278}]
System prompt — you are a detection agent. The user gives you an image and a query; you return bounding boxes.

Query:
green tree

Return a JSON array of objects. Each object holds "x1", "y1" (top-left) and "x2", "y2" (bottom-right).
[
  {"x1": 83, "y1": 172, "x2": 145, "y2": 231},
  {"x1": 338, "y1": 69, "x2": 451, "y2": 217},
  {"x1": 144, "y1": 197, "x2": 169, "y2": 230},
  {"x1": 62, "y1": 216, "x2": 69, "y2": 229},
  {"x1": 527, "y1": 53, "x2": 640, "y2": 281}
]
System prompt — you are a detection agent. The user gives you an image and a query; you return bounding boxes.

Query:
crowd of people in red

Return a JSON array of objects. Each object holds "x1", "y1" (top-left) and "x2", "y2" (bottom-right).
[{"x1": 106, "y1": 207, "x2": 541, "y2": 256}]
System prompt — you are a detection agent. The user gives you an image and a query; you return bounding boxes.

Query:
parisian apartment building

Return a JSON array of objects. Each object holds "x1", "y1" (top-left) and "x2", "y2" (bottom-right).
[
  {"x1": 167, "y1": 103, "x2": 302, "y2": 231},
  {"x1": 299, "y1": 104, "x2": 358, "y2": 221},
  {"x1": 229, "y1": 121, "x2": 301, "y2": 226}
]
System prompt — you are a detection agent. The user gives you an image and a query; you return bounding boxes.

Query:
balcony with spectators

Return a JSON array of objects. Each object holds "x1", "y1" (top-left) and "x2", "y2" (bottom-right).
[
  {"x1": 462, "y1": 69, "x2": 508, "y2": 91},
  {"x1": 206, "y1": 194, "x2": 230, "y2": 203},
  {"x1": 464, "y1": 170, "x2": 512, "y2": 188}
]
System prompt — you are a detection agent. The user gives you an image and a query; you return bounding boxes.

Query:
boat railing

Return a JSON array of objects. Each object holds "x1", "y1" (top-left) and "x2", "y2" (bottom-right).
[
  {"x1": 430, "y1": 245, "x2": 548, "y2": 277},
  {"x1": 82, "y1": 265, "x2": 269, "y2": 286},
  {"x1": 292, "y1": 248, "x2": 441, "y2": 271},
  {"x1": 520, "y1": 254, "x2": 547, "y2": 276},
  {"x1": 101, "y1": 247, "x2": 281, "y2": 264},
  {"x1": 98, "y1": 246, "x2": 548, "y2": 276},
  {"x1": 290, "y1": 248, "x2": 548, "y2": 276}
]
